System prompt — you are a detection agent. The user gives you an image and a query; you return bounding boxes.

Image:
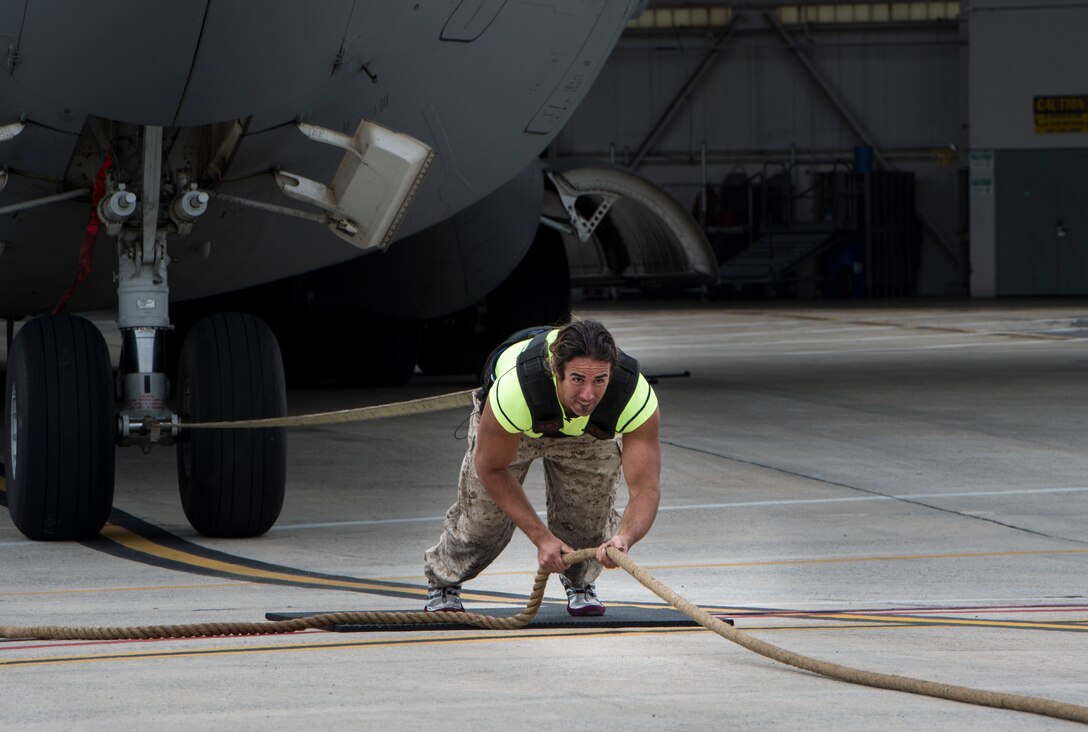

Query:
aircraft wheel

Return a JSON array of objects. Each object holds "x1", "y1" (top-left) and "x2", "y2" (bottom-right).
[
  {"x1": 3, "y1": 315, "x2": 115, "y2": 540},
  {"x1": 176, "y1": 312, "x2": 286, "y2": 537}
]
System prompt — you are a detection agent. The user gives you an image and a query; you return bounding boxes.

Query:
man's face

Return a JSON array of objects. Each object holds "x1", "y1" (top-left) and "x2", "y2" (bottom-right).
[{"x1": 556, "y1": 357, "x2": 611, "y2": 417}]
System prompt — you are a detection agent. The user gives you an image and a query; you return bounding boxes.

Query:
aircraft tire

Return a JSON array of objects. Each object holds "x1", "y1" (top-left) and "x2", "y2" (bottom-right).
[
  {"x1": 176, "y1": 312, "x2": 286, "y2": 537},
  {"x1": 3, "y1": 315, "x2": 115, "y2": 540}
]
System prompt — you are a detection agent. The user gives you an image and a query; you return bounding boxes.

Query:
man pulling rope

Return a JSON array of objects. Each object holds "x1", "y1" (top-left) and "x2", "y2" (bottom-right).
[{"x1": 423, "y1": 319, "x2": 662, "y2": 617}]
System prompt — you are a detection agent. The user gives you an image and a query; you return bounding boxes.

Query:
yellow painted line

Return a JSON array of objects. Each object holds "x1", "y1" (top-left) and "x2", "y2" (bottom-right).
[
  {"x1": 99, "y1": 524, "x2": 400, "y2": 593},
  {"x1": 0, "y1": 511, "x2": 552, "y2": 607},
  {"x1": 97, "y1": 524, "x2": 519, "y2": 605},
  {"x1": 0, "y1": 505, "x2": 513, "y2": 604},
  {"x1": 0, "y1": 582, "x2": 252, "y2": 598}
]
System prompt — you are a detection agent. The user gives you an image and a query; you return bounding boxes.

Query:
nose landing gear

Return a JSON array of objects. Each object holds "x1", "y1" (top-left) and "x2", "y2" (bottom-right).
[{"x1": 3, "y1": 125, "x2": 288, "y2": 540}]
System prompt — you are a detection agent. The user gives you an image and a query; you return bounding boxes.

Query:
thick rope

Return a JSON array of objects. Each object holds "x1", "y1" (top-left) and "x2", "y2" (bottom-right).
[
  {"x1": 2, "y1": 548, "x2": 1085, "y2": 724},
  {"x1": 604, "y1": 549, "x2": 1088, "y2": 725}
]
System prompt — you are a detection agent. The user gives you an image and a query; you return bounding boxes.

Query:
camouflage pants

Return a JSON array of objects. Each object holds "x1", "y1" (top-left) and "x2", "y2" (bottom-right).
[{"x1": 424, "y1": 398, "x2": 622, "y2": 589}]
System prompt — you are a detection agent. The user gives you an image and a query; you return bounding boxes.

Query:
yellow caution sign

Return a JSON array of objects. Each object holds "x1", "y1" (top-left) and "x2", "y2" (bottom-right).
[{"x1": 1034, "y1": 95, "x2": 1088, "y2": 134}]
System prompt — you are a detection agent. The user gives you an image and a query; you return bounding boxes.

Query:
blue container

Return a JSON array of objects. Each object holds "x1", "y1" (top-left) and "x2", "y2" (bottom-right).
[{"x1": 854, "y1": 145, "x2": 873, "y2": 173}]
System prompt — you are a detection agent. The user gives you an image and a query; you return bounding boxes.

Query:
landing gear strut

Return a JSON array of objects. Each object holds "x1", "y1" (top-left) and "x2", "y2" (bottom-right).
[
  {"x1": 115, "y1": 125, "x2": 176, "y2": 451},
  {"x1": 117, "y1": 126, "x2": 287, "y2": 538}
]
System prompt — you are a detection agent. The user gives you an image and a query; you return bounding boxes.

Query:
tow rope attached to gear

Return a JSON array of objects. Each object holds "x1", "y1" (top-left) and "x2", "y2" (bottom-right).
[
  {"x1": 173, "y1": 389, "x2": 477, "y2": 430},
  {"x1": 1, "y1": 548, "x2": 1086, "y2": 724}
]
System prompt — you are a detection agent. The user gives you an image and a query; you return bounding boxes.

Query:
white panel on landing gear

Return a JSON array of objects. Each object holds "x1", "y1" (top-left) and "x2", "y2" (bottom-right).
[{"x1": 275, "y1": 119, "x2": 435, "y2": 252}]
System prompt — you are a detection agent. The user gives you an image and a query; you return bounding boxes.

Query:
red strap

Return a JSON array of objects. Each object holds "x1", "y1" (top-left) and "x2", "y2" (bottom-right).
[{"x1": 53, "y1": 152, "x2": 114, "y2": 315}]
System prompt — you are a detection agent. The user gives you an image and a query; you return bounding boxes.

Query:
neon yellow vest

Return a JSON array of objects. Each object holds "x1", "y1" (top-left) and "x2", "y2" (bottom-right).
[{"x1": 488, "y1": 329, "x2": 658, "y2": 438}]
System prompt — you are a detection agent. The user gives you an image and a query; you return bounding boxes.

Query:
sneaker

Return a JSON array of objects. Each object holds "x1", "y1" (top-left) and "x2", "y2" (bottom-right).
[
  {"x1": 425, "y1": 585, "x2": 464, "y2": 613},
  {"x1": 560, "y1": 576, "x2": 605, "y2": 617}
]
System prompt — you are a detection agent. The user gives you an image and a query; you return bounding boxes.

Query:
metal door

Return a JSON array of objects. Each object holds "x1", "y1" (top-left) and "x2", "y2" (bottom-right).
[{"x1": 996, "y1": 150, "x2": 1088, "y2": 295}]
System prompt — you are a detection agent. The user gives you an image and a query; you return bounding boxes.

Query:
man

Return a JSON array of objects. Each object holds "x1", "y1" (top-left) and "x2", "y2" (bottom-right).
[{"x1": 423, "y1": 318, "x2": 661, "y2": 616}]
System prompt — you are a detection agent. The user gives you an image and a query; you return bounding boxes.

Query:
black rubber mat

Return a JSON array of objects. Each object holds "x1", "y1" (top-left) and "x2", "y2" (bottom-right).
[{"x1": 266, "y1": 604, "x2": 733, "y2": 631}]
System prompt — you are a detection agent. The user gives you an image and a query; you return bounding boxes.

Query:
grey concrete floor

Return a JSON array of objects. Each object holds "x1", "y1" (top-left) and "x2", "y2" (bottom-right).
[{"x1": 2, "y1": 301, "x2": 1087, "y2": 730}]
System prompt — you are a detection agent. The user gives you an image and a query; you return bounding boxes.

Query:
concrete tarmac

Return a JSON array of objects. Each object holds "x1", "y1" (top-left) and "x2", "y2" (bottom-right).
[{"x1": 1, "y1": 301, "x2": 1087, "y2": 730}]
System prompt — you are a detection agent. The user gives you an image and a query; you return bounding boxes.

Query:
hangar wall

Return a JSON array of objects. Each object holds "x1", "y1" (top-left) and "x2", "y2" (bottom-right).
[
  {"x1": 553, "y1": 3, "x2": 967, "y2": 297},
  {"x1": 968, "y1": 0, "x2": 1088, "y2": 296}
]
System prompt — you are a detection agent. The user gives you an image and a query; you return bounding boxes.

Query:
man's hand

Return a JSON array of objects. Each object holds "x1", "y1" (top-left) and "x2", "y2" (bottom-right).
[
  {"x1": 537, "y1": 533, "x2": 576, "y2": 574},
  {"x1": 597, "y1": 535, "x2": 630, "y2": 569}
]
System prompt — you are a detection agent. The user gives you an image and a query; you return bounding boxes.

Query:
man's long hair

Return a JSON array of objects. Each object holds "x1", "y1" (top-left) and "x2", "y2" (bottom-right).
[{"x1": 548, "y1": 319, "x2": 620, "y2": 379}]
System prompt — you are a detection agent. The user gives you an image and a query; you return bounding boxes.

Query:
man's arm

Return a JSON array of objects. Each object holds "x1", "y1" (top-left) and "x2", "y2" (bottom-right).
[
  {"x1": 474, "y1": 399, "x2": 574, "y2": 573},
  {"x1": 598, "y1": 408, "x2": 661, "y2": 568}
]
